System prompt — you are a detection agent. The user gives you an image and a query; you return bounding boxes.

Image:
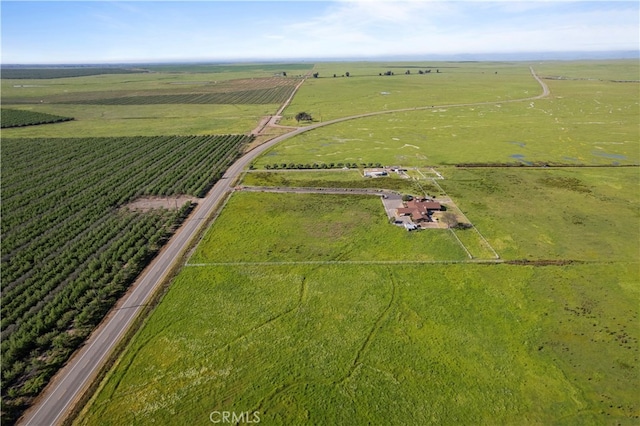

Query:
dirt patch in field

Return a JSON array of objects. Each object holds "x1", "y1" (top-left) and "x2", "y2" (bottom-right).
[
  {"x1": 123, "y1": 195, "x2": 198, "y2": 212},
  {"x1": 245, "y1": 127, "x2": 295, "y2": 152}
]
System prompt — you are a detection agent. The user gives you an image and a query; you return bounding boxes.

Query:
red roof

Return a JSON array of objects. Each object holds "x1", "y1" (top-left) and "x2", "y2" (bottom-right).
[
  {"x1": 421, "y1": 201, "x2": 442, "y2": 210},
  {"x1": 405, "y1": 199, "x2": 442, "y2": 212},
  {"x1": 396, "y1": 199, "x2": 441, "y2": 221}
]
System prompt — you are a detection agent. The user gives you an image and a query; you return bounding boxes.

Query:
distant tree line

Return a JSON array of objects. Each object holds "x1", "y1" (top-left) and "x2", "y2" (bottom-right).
[
  {"x1": 380, "y1": 69, "x2": 437, "y2": 76},
  {"x1": 311, "y1": 69, "x2": 439, "y2": 78},
  {"x1": 265, "y1": 162, "x2": 383, "y2": 170}
]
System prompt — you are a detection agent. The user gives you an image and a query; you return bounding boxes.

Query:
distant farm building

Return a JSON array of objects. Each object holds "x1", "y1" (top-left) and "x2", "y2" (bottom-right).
[{"x1": 363, "y1": 168, "x2": 387, "y2": 178}]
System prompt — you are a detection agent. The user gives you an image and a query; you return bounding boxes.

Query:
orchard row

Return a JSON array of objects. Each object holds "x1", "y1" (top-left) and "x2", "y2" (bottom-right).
[
  {"x1": 63, "y1": 86, "x2": 297, "y2": 105},
  {"x1": 1, "y1": 108, "x2": 73, "y2": 128},
  {"x1": 1, "y1": 134, "x2": 252, "y2": 415}
]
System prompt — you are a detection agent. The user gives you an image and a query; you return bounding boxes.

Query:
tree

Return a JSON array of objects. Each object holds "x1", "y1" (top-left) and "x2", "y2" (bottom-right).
[
  {"x1": 441, "y1": 212, "x2": 458, "y2": 228},
  {"x1": 455, "y1": 222, "x2": 473, "y2": 230},
  {"x1": 345, "y1": 72, "x2": 350, "y2": 77},
  {"x1": 295, "y1": 112, "x2": 313, "y2": 122},
  {"x1": 312, "y1": 72, "x2": 319, "y2": 78},
  {"x1": 282, "y1": 71, "x2": 287, "y2": 77}
]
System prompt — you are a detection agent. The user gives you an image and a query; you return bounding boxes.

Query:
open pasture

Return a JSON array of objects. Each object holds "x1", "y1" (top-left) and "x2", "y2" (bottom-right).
[
  {"x1": 440, "y1": 167, "x2": 640, "y2": 261},
  {"x1": 532, "y1": 59, "x2": 640, "y2": 81},
  {"x1": 189, "y1": 191, "x2": 467, "y2": 263},
  {"x1": 257, "y1": 73, "x2": 638, "y2": 167},
  {"x1": 77, "y1": 260, "x2": 639, "y2": 425},
  {"x1": 280, "y1": 62, "x2": 540, "y2": 125}
]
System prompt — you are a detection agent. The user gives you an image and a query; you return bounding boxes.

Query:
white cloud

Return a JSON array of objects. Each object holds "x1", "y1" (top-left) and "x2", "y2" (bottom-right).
[
  {"x1": 260, "y1": 0, "x2": 639, "y2": 58},
  {"x1": 2, "y1": 1, "x2": 638, "y2": 63}
]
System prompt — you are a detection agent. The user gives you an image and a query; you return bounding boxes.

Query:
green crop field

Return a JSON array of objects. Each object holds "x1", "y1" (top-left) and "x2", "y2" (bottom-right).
[
  {"x1": 0, "y1": 108, "x2": 73, "y2": 128},
  {"x1": 1, "y1": 65, "x2": 307, "y2": 138},
  {"x1": 0, "y1": 67, "x2": 147, "y2": 79},
  {"x1": 0, "y1": 104, "x2": 275, "y2": 138},
  {"x1": 0, "y1": 134, "x2": 252, "y2": 423},
  {"x1": 0, "y1": 61, "x2": 312, "y2": 423}
]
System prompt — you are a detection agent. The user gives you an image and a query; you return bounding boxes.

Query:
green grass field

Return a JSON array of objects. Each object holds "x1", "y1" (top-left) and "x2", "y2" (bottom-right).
[
  {"x1": 280, "y1": 62, "x2": 541, "y2": 125},
  {"x1": 9, "y1": 60, "x2": 635, "y2": 425},
  {"x1": 259, "y1": 75, "x2": 639, "y2": 167},
  {"x1": 440, "y1": 167, "x2": 640, "y2": 261},
  {"x1": 78, "y1": 164, "x2": 639, "y2": 425},
  {"x1": 77, "y1": 261, "x2": 638, "y2": 425},
  {"x1": 189, "y1": 192, "x2": 467, "y2": 263}
]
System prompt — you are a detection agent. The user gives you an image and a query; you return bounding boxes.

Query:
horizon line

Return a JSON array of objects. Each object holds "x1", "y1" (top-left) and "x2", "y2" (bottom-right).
[{"x1": 2, "y1": 50, "x2": 638, "y2": 67}]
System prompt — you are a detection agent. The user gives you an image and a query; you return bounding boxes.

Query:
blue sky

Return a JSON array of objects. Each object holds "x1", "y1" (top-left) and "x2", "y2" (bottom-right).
[{"x1": 2, "y1": 1, "x2": 638, "y2": 64}]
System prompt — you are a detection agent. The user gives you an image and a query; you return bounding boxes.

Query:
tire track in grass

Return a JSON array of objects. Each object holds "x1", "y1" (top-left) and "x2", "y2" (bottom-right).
[
  {"x1": 102, "y1": 274, "x2": 311, "y2": 417},
  {"x1": 448, "y1": 228, "x2": 473, "y2": 259},
  {"x1": 218, "y1": 275, "x2": 308, "y2": 356},
  {"x1": 248, "y1": 268, "x2": 399, "y2": 420},
  {"x1": 241, "y1": 273, "x2": 317, "y2": 424},
  {"x1": 93, "y1": 316, "x2": 189, "y2": 405},
  {"x1": 248, "y1": 381, "x2": 309, "y2": 426},
  {"x1": 340, "y1": 267, "x2": 397, "y2": 385}
]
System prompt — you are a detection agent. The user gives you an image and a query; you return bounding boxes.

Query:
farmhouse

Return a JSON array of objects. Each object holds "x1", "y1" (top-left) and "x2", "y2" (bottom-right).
[{"x1": 396, "y1": 198, "x2": 442, "y2": 223}]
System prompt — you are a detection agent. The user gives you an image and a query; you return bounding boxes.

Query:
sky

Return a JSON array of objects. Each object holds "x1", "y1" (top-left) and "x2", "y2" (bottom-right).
[{"x1": 1, "y1": 1, "x2": 639, "y2": 64}]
